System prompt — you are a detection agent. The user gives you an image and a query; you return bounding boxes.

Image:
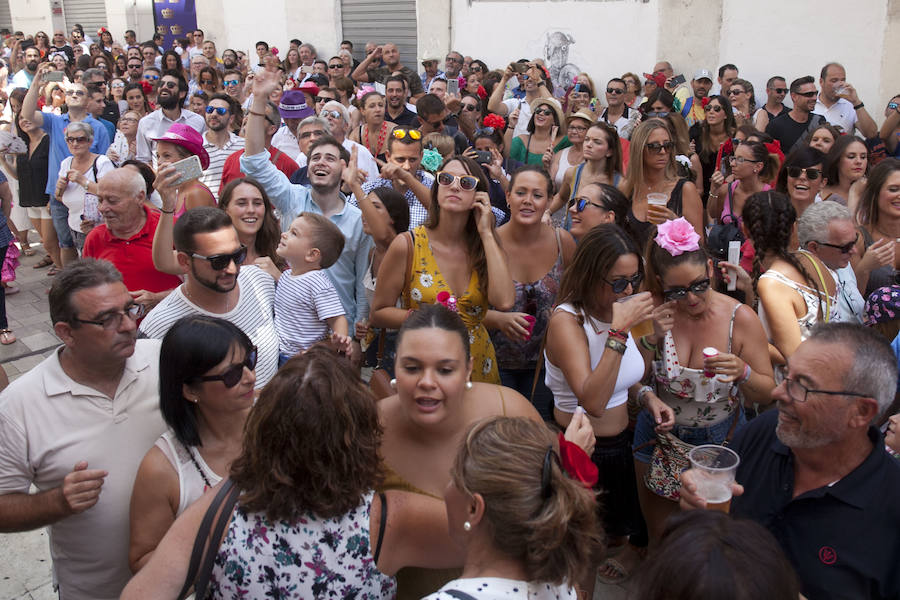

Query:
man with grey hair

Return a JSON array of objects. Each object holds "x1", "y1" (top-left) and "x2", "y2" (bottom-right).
[
  {"x1": 289, "y1": 115, "x2": 331, "y2": 186},
  {"x1": 83, "y1": 169, "x2": 181, "y2": 309},
  {"x1": 320, "y1": 100, "x2": 378, "y2": 182},
  {"x1": 681, "y1": 322, "x2": 900, "y2": 599},
  {"x1": 797, "y1": 201, "x2": 865, "y2": 323}
]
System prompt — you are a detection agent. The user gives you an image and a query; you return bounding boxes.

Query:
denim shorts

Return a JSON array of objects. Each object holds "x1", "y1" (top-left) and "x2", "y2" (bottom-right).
[
  {"x1": 49, "y1": 197, "x2": 74, "y2": 248},
  {"x1": 632, "y1": 404, "x2": 746, "y2": 463}
]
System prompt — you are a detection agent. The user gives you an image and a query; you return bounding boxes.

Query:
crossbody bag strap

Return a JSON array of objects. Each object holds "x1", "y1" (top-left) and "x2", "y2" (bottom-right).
[
  {"x1": 176, "y1": 479, "x2": 236, "y2": 600},
  {"x1": 797, "y1": 249, "x2": 832, "y2": 322},
  {"x1": 373, "y1": 492, "x2": 388, "y2": 565},
  {"x1": 192, "y1": 482, "x2": 240, "y2": 599}
]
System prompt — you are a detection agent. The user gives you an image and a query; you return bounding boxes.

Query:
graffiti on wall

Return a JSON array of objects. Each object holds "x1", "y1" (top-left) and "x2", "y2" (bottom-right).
[{"x1": 544, "y1": 31, "x2": 581, "y2": 95}]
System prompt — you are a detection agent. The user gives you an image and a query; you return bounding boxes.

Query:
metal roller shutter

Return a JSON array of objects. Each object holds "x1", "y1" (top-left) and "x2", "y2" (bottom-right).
[
  {"x1": 61, "y1": 0, "x2": 109, "y2": 38},
  {"x1": 340, "y1": 0, "x2": 418, "y2": 65},
  {"x1": 0, "y1": 0, "x2": 11, "y2": 34}
]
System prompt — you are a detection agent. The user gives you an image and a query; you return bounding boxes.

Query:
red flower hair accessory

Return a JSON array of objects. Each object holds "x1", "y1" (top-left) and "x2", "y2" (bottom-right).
[
  {"x1": 476, "y1": 85, "x2": 487, "y2": 101},
  {"x1": 140, "y1": 80, "x2": 153, "y2": 95},
  {"x1": 483, "y1": 113, "x2": 506, "y2": 130},
  {"x1": 764, "y1": 140, "x2": 785, "y2": 163},
  {"x1": 557, "y1": 433, "x2": 598, "y2": 488},
  {"x1": 701, "y1": 97, "x2": 710, "y2": 108}
]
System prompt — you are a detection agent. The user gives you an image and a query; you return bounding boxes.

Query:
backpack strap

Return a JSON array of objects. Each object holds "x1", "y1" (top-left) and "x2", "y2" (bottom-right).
[{"x1": 681, "y1": 96, "x2": 694, "y2": 118}]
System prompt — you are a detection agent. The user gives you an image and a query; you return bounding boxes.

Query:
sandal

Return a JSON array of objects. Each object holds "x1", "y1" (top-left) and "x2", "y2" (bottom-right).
[
  {"x1": 0, "y1": 329, "x2": 16, "y2": 345},
  {"x1": 3, "y1": 284, "x2": 18, "y2": 295},
  {"x1": 596, "y1": 545, "x2": 645, "y2": 585},
  {"x1": 47, "y1": 265, "x2": 60, "y2": 276},
  {"x1": 22, "y1": 247, "x2": 36, "y2": 256},
  {"x1": 33, "y1": 255, "x2": 53, "y2": 269}
]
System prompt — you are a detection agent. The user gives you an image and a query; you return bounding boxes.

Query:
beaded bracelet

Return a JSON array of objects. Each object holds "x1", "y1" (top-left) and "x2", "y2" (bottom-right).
[{"x1": 608, "y1": 327, "x2": 628, "y2": 342}]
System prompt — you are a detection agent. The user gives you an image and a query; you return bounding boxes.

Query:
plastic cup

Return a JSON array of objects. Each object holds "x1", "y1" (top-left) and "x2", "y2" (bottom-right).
[
  {"x1": 523, "y1": 314, "x2": 536, "y2": 340},
  {"x1": 702, "y1": 347, "x2": 718, "y2": 379},
  {"x1": 647, "y1": 193, "x2": 669, "y2": 224},
  {"x1": 616, "y1": 293, "x2": 653, "y2": 339},
  {"x1": 688, "y1": 444, "x2": 740, "y2": 513}
]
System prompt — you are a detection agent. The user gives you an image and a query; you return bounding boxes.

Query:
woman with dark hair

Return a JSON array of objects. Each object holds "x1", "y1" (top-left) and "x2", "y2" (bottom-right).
[
  {"x1": 725, "y1": 78, "x2": 755, "y2": 124},
  {"x1": 775, "y1": 145, "x2": 826, "y2": 218},
  {"x1": 633, "y1": 218, "x2": 773, "y2": 544},
  {"x1": 509, "y1": 97, "x2": 567, "y2": 166},
  {"x1": 853, "y1": 159, "x2": 900, "y2": 297},
  {"x1": 689, "y1": 95, "x2": 737, "y2": 208},
  {"x1": 473, "y1": 124, "x2": 520, "y2": 180},
  {"x1": 807, "y1": 122, "x2": 842, "y2": 155},
  {"x1": 707, "y1": 140, "x2": 778, "y2": 225},
  {"x1": 123, "y1": 82, "x2": 151, "y2": 118},
  {"x1": 122, "y1": 344, "x2": 463, "y2": 599},
  {"x1": 424, "y1": 416, "x2": 603, "y2": 599},
  {"x1": 544, "y1": 223, "x2": 660, "y2": 583},
  {"x1": 744, "y1": 191, "x2": 837, "y2": 364},
  {"x1": 92, "y1": 52, "x2": 115, "y2": 77},
  {"x1": 634, "y1": 511, "x2": 800, "y2": 600},
  {"x1": 129, "y1": 316, "x2": 255, "y2": 571},
  {"x1": 457, "y1": 92, "x2": 482, "y2": 143},
  {"x1": 372, "y1": 155, "x2": 515, "y2": 383},
  {"x1": 349, "y1": 91, "x2": 396, "y2": 162},
  {"x1": 620, "y1": 119, "x2": 704, "y2": 247},
  {"x1": 218, "y1": 178, "x2": 284, "y2": 277},
  {"x1": 485, "y1": 166, "x2": 575, "y2": 418},
  {"x1": 161, "y1": 50, "x2": 185, "y2": 80},
  {"x1": 820, "y1": 134, "x2": 868, "y2": 208},
  {"x1": 198, "y1": 66, "x2": 221, "y2": 96},
  {"x1": 567, "y1": 182, "x2": 631, "y2": 241}
]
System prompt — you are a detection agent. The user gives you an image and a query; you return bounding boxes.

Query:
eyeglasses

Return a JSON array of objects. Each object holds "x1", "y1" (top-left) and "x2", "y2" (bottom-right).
[
  {"x1": 729, "y1": 156, "x2": 761, "y2": 165},
  {"x1": 191, "y1": 244, "x2": 247, "y2": 270},
  {"x1": 786, "y1": 166, "x2": 821, "y2": 180},
  {"x1": 794, "y1": 90, "x2": 818, "y2": 98},
  {"x1": 644, "y1": 111, "x2": 669, "y2": 119},
  {"x1": 66, "y1": 135, "x2": 89, "y2": 143},
  {"x1": 193, "y1": 347, "x2": 258, "y2": 388},
  {"x1": 445, "y1": 56, "x2": 462, "y2": 63},
  {"x1": 726, "y1": 89, "x2": 745, "y2": 96},
  {"x1": 707, "y1": 105, "x2": 724, "y2": 113},
  {"x1": 770, "y1": 87, "x2": 788, "y2": 94},
  {"x1": 817, "y1": 233, "x2": 859, "y2": 254},
  {"x1": 392, "y1": 128, "x2": 422, "y2": 140},
  {"x1": 533, "y1": 107, "x2": 554, "y2": 117},
  {"x1": 646, "y1": 141, "x2": 674, "y2": 154},
  {"x1": 328, "y1": 63, "x2": 342, "y2": 69},
  {"x1": 573, "y1": 197, "x2": 608, "y2": 213},
  {"x1": 320, "y1": 110, "x2": 342, "y2": 119},
  {"x1": 437, "y1": 171, "x2": 479, "y2": 190},
  {"x1": 206, "y1": 106, "x2": 228, "y2": 115},
  {"x1": 65, "y1": 90, "x2": 86, "y2": 97},
  {"x1": 461, "y1": 103, "x2": 479, "y2": 112},
  {"x1": 223, "y1": 79, "x2": 240, "y2": 87},
  {"x1": 72, "y1": 303, "x2": 146, "y2": 329},
  {"x1": 606, "y1": 87, "x2": 625, "y2": 95},
  {"x1": 160, "y1": 81, "x2": 179, "y2": 89},
  {"x1": 663, "y1": 278, "x2": 711, "y2": 301},
  {"x1": 143, "y1": 74, "x2": 160, "y2": 81},
  {"x1": 781, "y1": 376, "x2": 870, "y2": 403},
  {"x1": 604, "y1": 273, "x2": 643, "y2": 294},
  {"x1": 119, "y1": 117, "x2": 138, "y2": 123}
]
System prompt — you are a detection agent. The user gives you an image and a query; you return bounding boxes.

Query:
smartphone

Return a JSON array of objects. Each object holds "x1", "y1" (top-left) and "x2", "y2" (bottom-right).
[
  {"x1": 20, "y1": 39, "x2": 34, "y2": 50},
  {"x1": 299, "y1": 65, "x2": 312, "y2": 74},
  {"x1": 374, "y1": 81, "x2": 386, "y2": 95},
  {"x1": 44, "y1": 70, "x2": 64, "y2": 82},
  {"x1": 670, "y1": 74, "x2": 686, "y2": 86},
  {"x1": 474, "y1": 150, "x2": 492, "y2": 164},
  {"x1": 512, "y1": 62, "x2": 528, "y2": 74},
  {"x1": 447, "y1": 78, "x2": 458, "y2": 96},
  {"x1": 168, "y1": 155, "x2": 203, "y2": 187}
]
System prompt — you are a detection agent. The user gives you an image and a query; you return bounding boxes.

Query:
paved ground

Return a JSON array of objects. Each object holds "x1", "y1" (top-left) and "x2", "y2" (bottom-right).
[{"x1": 0, "y1": 238, "x2": 634, "y2": 599}]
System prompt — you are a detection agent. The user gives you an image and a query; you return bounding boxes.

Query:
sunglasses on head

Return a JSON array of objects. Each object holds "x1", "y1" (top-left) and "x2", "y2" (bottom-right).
[
  {"x1": 191, "y1": 244, "x2": 247, "y2": 270},
  {"x1": 606, "y1": 87, "x2": 625, "y2": 95},
  {"x1": 817, "y1": 233, "x2": 859, "y2": 254},
  {"x1": 392, "y1": 128, "x2": 422, "y2": 140},
  {"x1": 604, "y1": 273, "x2": 643, "y2": 294},
  {"x1": 663, "y1": 278, "x2": 711, "y2": 301},
  {"x1": 786, "y1": 166, "x2": 821, "y2": 180},
  {"x1": 646, "y1": 141, "x2": 674, "y2": 153},
  {"x1": 194, "y1": 347, "x2": 258, "y2": 388},
  {"x1": 573, "y1": 197, "x2": 608, "y2": 213},
  {"x1": 206, "y1": 106, "x2": 228, "y2": 115},
  {"x1": 437, "y1": 171, "x2": 479, "y2": 190},
  {"x1": 320, "y1": 109, "x2": 342, "y2": 119}
]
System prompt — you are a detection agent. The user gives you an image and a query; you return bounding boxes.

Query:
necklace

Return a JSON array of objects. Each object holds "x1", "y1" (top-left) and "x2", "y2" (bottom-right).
[
  {"x1": 183, "y1": 284, "x2": 234, "y2": 313},
  {"x1": 363, "y1": 121, "x2": 388, "y2": 157},
  {"x1": 182, "y1": 442, "x2": 213, "y2": 489}
]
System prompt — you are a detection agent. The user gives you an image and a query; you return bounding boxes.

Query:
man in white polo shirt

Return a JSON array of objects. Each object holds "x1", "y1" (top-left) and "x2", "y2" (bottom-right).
[
  {"x1": 0, "y1": 259, "x2": 165, "y2": 600},
  {"x1": 814, "y1": 62, "x2": 877, "y2": 139}
]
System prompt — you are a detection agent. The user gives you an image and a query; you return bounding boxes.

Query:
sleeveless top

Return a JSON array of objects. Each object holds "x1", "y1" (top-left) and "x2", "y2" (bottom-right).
[
  {"x1": 544, "y1": 303, "x2": 644, "y2": 413},
  {"x1": 154, "y1": 430, "x2": 222, "y2": 516},
  {"x1": 627, "y1": 178, "x2": 688, "y2": 248},
  {"x1": 861, "y1": 227, "x2": 895, "y2": 297},
  {"x1": 210, "y1": 490, "x2": 396, "y2": 599},
  {"x1": 652, "y1": 304, "x2": 740, "y2": 427},
  {"x1": 404, "y1": 226, "x2": 499, "y2": 383},
  {"x1": 490, "y1": 228, "x2": 564, "y2": 370},
  {"x1": 554, "y1": 147, "x2": 577, "y2": 189},
  {"x1": 758, "y1": 267, "x2": 838, "y2": 342},
  {"x1": 721, "y1": 181, "x2": 771, "y2": 225}
]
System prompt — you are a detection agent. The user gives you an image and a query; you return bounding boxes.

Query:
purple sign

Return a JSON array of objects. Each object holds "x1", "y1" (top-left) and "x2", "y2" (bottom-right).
[{"x1": 153, "y1": 0, "x2": 197, "y2": 50}]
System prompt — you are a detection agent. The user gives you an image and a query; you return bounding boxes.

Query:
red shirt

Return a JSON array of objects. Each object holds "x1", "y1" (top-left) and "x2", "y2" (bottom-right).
[
  {"x1": 83, "y1": 206, "x2": 183, "y2": 293},
  {"x1": 220, "y1": 146, "x2": 299, "y2": 189}
]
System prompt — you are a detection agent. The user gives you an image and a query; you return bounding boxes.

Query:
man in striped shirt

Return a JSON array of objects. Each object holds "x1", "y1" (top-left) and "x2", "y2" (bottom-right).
[{"x1": 199, "y1": 93, "x2": 244, "y2": 200}]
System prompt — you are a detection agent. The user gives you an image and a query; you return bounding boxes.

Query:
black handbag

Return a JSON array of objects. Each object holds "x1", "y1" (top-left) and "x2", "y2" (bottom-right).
[{"x1": 706, "y1": 184, "x2": 744, "y2": 261}]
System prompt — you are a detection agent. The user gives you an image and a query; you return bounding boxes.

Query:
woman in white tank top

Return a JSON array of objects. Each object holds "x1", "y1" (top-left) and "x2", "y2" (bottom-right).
[{"x1": 128, "y1": 316, "x2": 256, "y2": 572}]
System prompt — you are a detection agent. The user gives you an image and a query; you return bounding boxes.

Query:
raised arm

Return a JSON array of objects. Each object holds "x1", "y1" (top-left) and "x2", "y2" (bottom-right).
[
  {"x1": 22, "y1": 62, "x2": 54, "y2": 128},
  {"x1": 881, "y1": 104, "x2": 900, "y2": 154},
  {"x1": 150, "y1": 164, "x2": 187, "y2": 275},
  {"x1": 475, "y1": 192, "x2": 515, "y2": 311},
  {"x1": 487, "y1": 65, "x2": 515, "y2": 116},
  {"x1": 350, "y1": 46, "x2": 381, "y2": 83}
]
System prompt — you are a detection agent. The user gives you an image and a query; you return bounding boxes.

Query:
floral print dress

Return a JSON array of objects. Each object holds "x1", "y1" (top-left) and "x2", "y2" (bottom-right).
[
  {"x1": 405, "y1": 226, "x2": 499, "y2": 383},
  {"x1": 209, "y1": 490, "x2": 396, "y2": 599}
]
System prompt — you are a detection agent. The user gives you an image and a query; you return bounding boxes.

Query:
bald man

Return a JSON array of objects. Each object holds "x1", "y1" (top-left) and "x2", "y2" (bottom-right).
[{"x1": 351, "y1": 42, "x2": 424, "y2": 98}]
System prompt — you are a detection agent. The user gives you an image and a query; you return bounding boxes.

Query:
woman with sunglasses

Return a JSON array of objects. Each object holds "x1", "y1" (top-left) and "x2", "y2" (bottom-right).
[
  {"x1": 775, "y1": 145, "x2": 825, "y2": 219},
  {"x1": 198, "y1": 66, "x2": 221, "y2": 96},
  {"x1": 725, "y1": 79, "x2": 755, "y2": 125},
  {"x1": 633, "y1": 217, "x2": 774, "y2": 546},
  {"x1": 456, "y1": 92, "x2": 482, "y2": 143},
  {"x1": 820, "y1": 134, "x2": 868, "y2": 210},
  {"x1": 123, "y1": 82, "x2": 151, "y2": 118},
  {"x1": 109, "y1": 77, "x2": 126, "y2": 112},
  {"x1": 620, "y1": 119, "x2": 704, "y2": 248},
  {"x1": 128, "y1": 315, "x2": 256, "y2": 571},
  {"x1": 550, "y1": 121, "x2": 624, "y2": 227},
  {"x1": 543, "y1": 223, "x2": 658, "y2": 583},
  {"x1": 510, "y1": 97, "x2": 567, "y2": 166},
  {"x1": 852, "y1": 159, "x2": 900, "y2": 297},
  {"x1": 372, "y1": 155, "x2": 515, "y2": 383},
  {"x1": 483, "y1": 166, "x2": 575, "y2": 418},
  {"x1": 107, "y1": 109, "x2": 140, "y2": 166},
  {"x1": 744, "y1": 191, "x2": 837, "y2": 365},
  {"x1": 349, "y1": 91, "x2": 396, "y2": 163},
  {"x1": 567, "y1": 183, "x2": 631, "y2": 242},
  {"x1": 689, "y1": 95, "x2": 737, "y2": 210},
  {"x1": 33, "y1": 31, "x2": 50, "y2": 56}
]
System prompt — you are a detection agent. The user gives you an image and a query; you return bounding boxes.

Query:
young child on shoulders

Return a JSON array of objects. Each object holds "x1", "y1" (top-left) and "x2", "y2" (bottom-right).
[{"x1": 274, "y1": 212, "x2": 352, "y2": 364}]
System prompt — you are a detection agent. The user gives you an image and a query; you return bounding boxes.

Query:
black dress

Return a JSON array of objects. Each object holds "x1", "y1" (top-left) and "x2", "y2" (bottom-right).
[{"x1": 16, "y1": 135, "x2": 50, "y2": 208}]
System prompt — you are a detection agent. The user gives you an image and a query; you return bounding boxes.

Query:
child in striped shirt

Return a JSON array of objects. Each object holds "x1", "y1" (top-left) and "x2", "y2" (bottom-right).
[{"x1": 274, "y1": 212, "x2": 352, "y2": 365}]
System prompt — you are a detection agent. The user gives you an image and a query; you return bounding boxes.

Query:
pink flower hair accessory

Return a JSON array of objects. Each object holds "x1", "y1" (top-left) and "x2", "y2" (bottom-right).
[
  {"x1": 436, "y1": 291, "x2": 458, "y2": 312},
  {"x1": 356, "y1": 85, "x2": 375, "y2": 101},
  {"x1": 654, "y1": 217, "x2": 700, "y2": 256}
]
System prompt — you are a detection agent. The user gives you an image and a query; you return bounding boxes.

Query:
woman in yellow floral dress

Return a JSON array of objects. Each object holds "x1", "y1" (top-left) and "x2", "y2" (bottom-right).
[{"x1": 371, "y1": 155, "x2": 515, "y2": 383}]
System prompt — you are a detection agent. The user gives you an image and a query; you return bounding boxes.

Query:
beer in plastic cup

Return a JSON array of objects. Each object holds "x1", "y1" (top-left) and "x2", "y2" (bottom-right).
[
  {"x1": 647, "y1": 193, "x2": 669, "y2": 224},
  {"x1": 616, "y1": 293, "x2": 653, "y2": 339},
  {"x1": 688, "y1": 444, "x2": 740, "y2": 513}
]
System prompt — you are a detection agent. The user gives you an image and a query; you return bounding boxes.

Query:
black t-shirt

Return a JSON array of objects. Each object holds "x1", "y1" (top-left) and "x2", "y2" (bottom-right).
[
  {"x1": 387, "y1": 106, "x2": 418, "y2": 128},
  {"x1": 766, "y1": 112, "x2": 821, "y2": 154},
  {"x1": 366, "y1": 65, "x2": 424, "y2": 96},
  {"x1": 730, "y1": 410, "x2": 900, "y2": 600}
]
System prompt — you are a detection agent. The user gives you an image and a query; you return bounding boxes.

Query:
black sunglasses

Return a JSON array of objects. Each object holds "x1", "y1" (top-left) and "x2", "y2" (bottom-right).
[
  {"x1": 795, "y1": 91, "x2": 818, "y2": 98},
  {"x1": 606, "y1": 87, "x2": 625, "y2": 95},
  {"x1": 663, "y1": 278, "x2": 711, "y2": 301},
  {"x1": 817, "y1": 233, "x2": 859, "y2": 254},
  {"x1": 786, "y1": 166, "x2": 821, "y2": 180},
  {"x1": 461, "y1": 103, "x2": 479, "y2": 112},
  {"x1": 646, "y1": 141, "x2": 674, "y2": 153},
  {"x1": 194, "y1": 347, "x2": 258, "y2": 388},
  {"x1": 604, "y1": 273, "x2": 643, "y2": 294},
  {"x1": 771, "y1": 87, "x2": 788, "y2": 94},
  {"x1": 191, "y1": 244, "x2": 247, "y2": 270}
]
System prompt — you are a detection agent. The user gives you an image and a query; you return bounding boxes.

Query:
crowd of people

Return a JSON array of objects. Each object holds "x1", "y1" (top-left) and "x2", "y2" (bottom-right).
[{"x1": 0, "y1": 23, "x2": 899, "y2": 600}]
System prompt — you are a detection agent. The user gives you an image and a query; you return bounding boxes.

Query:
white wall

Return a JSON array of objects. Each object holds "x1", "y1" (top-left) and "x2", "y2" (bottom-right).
[{"x1": 11, "y1": 0, "x2": 54, "y2": 34}]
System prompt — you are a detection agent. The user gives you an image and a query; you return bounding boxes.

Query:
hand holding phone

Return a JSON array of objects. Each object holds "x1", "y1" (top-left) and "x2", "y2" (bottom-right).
[
  {"x1": 447, "y1": 78, "x2": 459, "y2": 96},
  {"x1": 168, "y1": 155, "x2": 203, "y2": 187}
]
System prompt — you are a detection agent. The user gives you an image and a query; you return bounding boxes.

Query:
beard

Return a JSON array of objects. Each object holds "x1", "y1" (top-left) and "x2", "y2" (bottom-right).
[
  {"x1": 26, "y1": 60, "x2": 39, "y2": 72},
  {"x1": 190, "y1": 262, "x2": 238, "y2": 294},
  {"x1": 157, "y1": 93, "x2": 180, "y2": 110},
  {"x1": 223, "y1": 59, "x2": 236, "y2": 69}
]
